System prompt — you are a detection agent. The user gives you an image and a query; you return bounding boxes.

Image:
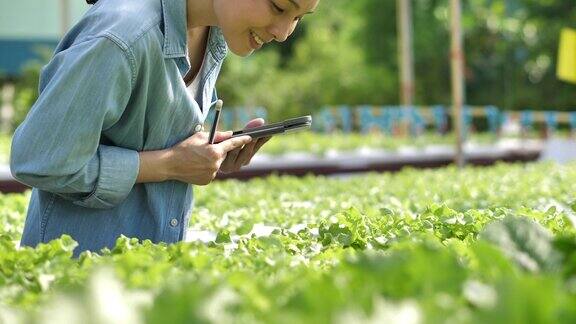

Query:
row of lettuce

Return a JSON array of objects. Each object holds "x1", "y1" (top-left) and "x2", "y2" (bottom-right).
[{"x1": 1, "y1": 162, "x2": 576, "y2": 323}]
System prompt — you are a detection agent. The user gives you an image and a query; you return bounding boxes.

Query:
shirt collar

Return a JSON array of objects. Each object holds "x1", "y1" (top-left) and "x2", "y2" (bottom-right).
[
  {"x1": 161, "y1": 0, "x2": 188, "y2": 58},
  {"x1": 161, "y1": 0, "x2": 228, "y2": 60}
]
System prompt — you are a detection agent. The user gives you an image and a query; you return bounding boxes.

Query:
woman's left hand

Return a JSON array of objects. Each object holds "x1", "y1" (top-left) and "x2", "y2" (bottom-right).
[{"x1": 219, "y1": 118, "x2": 271, "y2": 174}]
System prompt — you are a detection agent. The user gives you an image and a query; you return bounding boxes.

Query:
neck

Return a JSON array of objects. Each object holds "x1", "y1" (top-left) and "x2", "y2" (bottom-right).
[{"x1": 186, "y1": 0, "x2": 217, "y2": 29}]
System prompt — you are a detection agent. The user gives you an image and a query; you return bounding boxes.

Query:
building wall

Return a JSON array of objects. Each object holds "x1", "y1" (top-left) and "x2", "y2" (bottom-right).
[{"x1": 0, "y1": 0, "x2": 89, "y2": 76}]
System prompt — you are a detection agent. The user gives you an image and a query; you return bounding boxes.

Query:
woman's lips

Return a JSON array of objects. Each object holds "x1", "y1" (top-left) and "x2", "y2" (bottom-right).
[{"x1": 249, "y1": 32, "x2": 263, "y2": 50}]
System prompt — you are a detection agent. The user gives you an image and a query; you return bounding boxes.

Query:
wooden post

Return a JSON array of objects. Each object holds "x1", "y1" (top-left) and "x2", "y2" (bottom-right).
[
  {"x1": 1, "y1": 83, "x2": 15, "y2": 135},
  {"x1": 60, "y1": 0, "x2": 71, "y2": 37},
  {"x1": 397, "y1": 0, "x2": 415, "y2": 137},
  {"x1": 450, "y1": 0, "x2": 466, "y2": 168}
]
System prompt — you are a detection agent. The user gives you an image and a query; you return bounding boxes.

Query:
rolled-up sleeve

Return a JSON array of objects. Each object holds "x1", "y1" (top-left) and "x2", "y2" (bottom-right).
[{"x1": 10, "y1": 34, "x2": 140, "y2": 209}]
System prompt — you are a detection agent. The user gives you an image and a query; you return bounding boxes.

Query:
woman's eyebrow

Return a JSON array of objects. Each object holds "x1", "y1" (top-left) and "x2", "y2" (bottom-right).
[{"x1": 288, "y1": 0, "x2": 315, "y2": 14}]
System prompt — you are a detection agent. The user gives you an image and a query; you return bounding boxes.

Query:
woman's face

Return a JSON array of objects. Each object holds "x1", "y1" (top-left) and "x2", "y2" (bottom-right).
[{"x1": 214, "y1": 0, "x2": 319, "y2": 56}]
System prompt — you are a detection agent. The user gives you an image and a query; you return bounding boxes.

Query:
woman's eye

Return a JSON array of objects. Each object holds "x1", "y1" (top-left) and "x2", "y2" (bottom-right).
[{"x1": 271, "y1": 2, "x2": 285, "y2": 13}]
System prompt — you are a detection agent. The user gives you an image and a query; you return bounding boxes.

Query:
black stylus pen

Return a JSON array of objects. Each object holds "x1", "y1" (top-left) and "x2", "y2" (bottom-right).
[{"x1": 208, "y1": 99, "x2": 223, "y2": 144}]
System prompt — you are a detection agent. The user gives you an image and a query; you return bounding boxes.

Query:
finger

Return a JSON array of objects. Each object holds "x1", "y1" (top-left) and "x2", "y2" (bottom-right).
[
  {"x1": 240, "y1": 137, "x2": 271, "y2": 166},
  {"x1": 244, "y1": 118, "x2": 265, "y2": 129},
  {"x1": 234, "y1": 141, "x2": 256, "y2": 166},
  {"x1": 253, "y1": 136, "x2": 271, "y2": 153},
  {"x1": 221, "y1": 146, "x2": 242, "y2": 169},
  {"x1": 212, "y1": 131, "x2": 233, "y2": 144},
  {"x1": 216, "y1": 135, "x2": 252, "y2": 152}
]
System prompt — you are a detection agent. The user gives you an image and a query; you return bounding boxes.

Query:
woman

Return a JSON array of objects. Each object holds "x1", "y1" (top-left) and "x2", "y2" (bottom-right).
[{"x1": 10, "y1": 0, "x2": 319, "y2": 256}]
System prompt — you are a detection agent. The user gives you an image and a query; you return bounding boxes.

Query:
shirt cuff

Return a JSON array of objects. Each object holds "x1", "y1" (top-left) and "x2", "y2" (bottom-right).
[{"x1": 73, "y1": 145, "x2": 140, "y2": 209}]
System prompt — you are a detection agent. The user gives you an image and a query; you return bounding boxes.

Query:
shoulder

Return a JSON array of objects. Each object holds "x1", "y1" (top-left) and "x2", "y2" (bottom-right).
[
  {"x1": 44, "y1": 0, "x2": 165, "y2": 88},
  {"x1": 75, "y1": 0, "x2": 163, "y2": 50}
]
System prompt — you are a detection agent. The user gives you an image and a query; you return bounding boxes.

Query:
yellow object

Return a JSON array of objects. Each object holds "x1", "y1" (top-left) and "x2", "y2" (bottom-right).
[{"x1": 558, "y1": 28, "x2": 576, "y2": 84}]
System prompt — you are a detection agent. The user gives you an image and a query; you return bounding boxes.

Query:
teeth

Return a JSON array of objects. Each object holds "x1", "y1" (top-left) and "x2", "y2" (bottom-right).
[{"x1": 251, "y1": 31, "x2": 264, "y2": 46}]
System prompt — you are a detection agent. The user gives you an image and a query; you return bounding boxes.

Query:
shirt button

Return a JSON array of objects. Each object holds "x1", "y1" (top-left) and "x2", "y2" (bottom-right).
[
  {"x1": 170, "y1": 218, "x2": 179, "y2": 227},
  {"x1": 194, "y1": 124, "x2": 203, "y2": 132}
]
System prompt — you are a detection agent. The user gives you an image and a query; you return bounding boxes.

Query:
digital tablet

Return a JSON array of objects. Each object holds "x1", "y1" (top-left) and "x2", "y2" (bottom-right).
[{"x1": 215, "y1": 115, "x2": 312, "y2": 143}]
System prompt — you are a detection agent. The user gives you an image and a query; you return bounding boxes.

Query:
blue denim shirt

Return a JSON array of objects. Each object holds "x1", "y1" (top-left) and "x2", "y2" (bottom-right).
[{"x1": 10, "y1": 0, "x2": 228, "y2": 256}]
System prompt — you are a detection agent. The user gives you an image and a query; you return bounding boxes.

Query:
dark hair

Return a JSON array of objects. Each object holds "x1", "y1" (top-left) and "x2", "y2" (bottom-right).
[{"x1": 86, "y1": 0, "x2": 98, "y2": 4}]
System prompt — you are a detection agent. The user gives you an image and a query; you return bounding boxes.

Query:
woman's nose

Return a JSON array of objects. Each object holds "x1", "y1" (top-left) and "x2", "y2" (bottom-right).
[{"x1": 268, "y1": 19, "x2": 297, "y2": 43}]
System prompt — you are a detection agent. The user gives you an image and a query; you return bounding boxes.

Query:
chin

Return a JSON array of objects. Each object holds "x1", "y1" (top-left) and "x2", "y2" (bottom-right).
[
  {"x1": 230, "y1": 47, "x2": 254, "y2": 57},
  {"x1": 226, "y1": 41, "x2": 254, "y2": 57},
  {"x1": 220, "y1": 31, "x2": 254, "y2": 57}
]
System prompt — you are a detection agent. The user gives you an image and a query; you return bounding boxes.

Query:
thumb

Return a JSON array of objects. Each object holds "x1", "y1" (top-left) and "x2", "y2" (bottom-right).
[{"x1": 216, "y1": 135, "x2": 252, "y2": 152}]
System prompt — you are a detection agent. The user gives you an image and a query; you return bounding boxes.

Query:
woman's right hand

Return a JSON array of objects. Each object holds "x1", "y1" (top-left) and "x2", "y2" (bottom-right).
[{"x1": 164, "y1": 131, "x2": 252, "y2": 185}]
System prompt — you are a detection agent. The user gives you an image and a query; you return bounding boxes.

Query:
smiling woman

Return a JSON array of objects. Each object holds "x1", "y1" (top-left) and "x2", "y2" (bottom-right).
[
  {"x1": 10, "y1": 0, "x2": 319, "y2": 256},
  {"x1": 211, "y1": 0, "x2": 319, "y2": 56}
]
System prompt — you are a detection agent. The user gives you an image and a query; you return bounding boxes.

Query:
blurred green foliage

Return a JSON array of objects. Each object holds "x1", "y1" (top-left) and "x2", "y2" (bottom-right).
[
  {"x1": 3, "y1": 0, "x2": 576, "y2": 129},
  {"x1": 219, "y1": 0, "x2": 576, "y2": 120}
]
